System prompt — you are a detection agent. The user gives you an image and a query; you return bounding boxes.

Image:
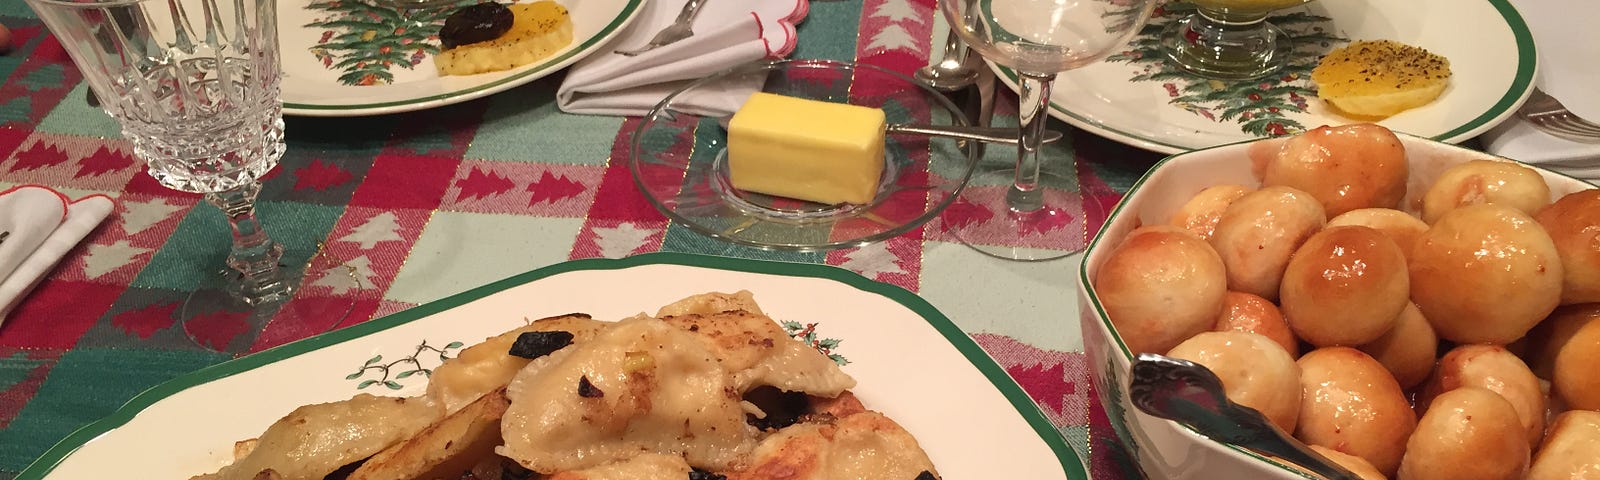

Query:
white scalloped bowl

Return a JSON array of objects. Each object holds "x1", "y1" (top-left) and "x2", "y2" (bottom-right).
[{"x1": 1076, "y1": 135, "x2": 1596, "y2": 479}]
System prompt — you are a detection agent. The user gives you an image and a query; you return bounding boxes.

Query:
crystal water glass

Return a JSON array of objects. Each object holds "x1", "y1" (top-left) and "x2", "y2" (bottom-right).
[
  {"x1": 28, "y1": 0, "x2": 299, "y2": 348},
  {"x1": 939, "y1": 0, "x2": 1159, "y2": 261},
  {"x1": 1161, "y1": 0, "x2": 1316, "y2": 80}
]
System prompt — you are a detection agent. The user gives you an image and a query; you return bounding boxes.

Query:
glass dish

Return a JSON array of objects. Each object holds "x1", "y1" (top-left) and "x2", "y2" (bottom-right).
[{"x1": 630, "y1": 59, "x2": 980, "y2": 251}]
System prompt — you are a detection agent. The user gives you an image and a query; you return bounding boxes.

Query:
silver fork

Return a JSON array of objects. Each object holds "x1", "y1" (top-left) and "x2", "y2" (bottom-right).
[
  {"x1": 1520, "y1": 88, "x2": 1600, "y2": 143},
  {"x1": 614, "y1": 0, "x2": 709, "y2": 57}
]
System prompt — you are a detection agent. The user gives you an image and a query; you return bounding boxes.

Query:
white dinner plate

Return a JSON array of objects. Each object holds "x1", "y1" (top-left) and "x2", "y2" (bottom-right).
[
  {"x1": 279, "y1": 0, "x2": 644, "y2": 116},
  {"x1": 18, "y1": 253, "x2": 1088, "y2": 480},
  {"x1": 993, "y1": 0, "x2": 1537, "y2": 154}
]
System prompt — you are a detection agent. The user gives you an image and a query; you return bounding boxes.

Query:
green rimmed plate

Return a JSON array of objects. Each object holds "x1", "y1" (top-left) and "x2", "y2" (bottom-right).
[
  {"x1": 992, "y1": 0, "x2": 1537, "y2": 154},
  {"x1": 19, "y1": 253, "x2": 1088, "y2": 480},
  {"x1": 279, "y1": 0, "x2": 644, "y2": 116}
]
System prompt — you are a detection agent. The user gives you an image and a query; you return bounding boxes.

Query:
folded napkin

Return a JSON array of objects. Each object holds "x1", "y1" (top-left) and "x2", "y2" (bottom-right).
[
  {"x1": 0, "y1": 185, "x2": 115, "y2": 325},
  {"x1": 1479, "y1": 0, "x2": 1600, "y2": 183},
  {"x1": 556, "y1": 0, "x2": 807, "y2": 116}
]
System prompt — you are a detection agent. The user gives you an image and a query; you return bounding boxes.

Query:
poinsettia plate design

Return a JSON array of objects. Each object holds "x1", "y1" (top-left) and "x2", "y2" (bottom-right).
[
  {"x1": 991, "y1": 0, "x2": 1536, "y2": 154},
  {"x1": 19, "y1": 253, "x2": 1087, "y2": 480},
  {"x1": 279, "y1": 0, "x2": 645, "y2": 116}
]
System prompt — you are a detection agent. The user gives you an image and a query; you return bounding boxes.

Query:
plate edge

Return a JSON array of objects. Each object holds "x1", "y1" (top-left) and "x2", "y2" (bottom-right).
[{"x1": 18, "y1": 252, "x2": 1089, "y2": 480}]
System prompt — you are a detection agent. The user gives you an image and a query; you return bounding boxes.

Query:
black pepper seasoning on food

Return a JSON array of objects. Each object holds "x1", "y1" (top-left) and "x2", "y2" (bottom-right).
[{"x1": 577, "y1": 375, "x2": 604, "y2": 398}]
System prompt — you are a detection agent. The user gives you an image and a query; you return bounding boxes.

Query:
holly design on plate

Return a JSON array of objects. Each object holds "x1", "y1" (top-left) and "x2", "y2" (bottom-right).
[
  {"x1": 345, "y1": 340, "x2": 465, "y2": 390},
  {"x1": 781, "y1": 321, "x2": 850, "y2": 366},
  {"x1": 1103, "y1": 1, "x2": 1348, "y2": 137},
  {"x1": 303, "y1": 0, "x2": 468, "y2": 86}
]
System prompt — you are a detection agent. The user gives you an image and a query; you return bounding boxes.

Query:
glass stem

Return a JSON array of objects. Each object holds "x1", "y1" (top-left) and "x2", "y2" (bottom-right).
[
  {"x1": 1007, "y1": 71, "x2": 1056, "y2": 213},
  {"x1": 204, "y1": 182, "x2": 292, "y2": 305}
]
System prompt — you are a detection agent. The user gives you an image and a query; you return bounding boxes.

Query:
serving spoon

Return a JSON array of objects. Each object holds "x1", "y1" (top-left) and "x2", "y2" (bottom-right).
[{"x1": 1129, "y1": 353, "x2": 1363, "y2": 480}]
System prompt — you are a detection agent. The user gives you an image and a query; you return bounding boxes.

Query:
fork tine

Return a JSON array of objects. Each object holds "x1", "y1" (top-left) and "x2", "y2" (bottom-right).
[{"x1": 1550, "y1": 114, "x2": 1600, "y2": 135}]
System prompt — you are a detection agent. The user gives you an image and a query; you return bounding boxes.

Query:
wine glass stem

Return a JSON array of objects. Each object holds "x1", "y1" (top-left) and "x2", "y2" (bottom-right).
[
  {"x1": 1007, "y1": 71, "x2": 1057, "y2": 213},
  {"x1": 204, "y1": 181, "x2": 292, "y2": 306}
]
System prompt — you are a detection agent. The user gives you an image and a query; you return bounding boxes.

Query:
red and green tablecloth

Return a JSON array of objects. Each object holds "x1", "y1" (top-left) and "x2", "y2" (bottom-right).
[{"x1": 0, "y1": 0, "x2": 1167, "y2": 477}]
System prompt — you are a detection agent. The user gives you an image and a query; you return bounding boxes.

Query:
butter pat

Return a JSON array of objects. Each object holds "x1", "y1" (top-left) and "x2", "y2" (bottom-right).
[{"x1": 726, "y1": 92, "x2": 887, "y2": 205}]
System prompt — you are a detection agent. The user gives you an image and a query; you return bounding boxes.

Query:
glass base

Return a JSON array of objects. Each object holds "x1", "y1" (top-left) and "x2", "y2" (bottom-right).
[
  {"x1": 948, "y1": 169, "x2": 1100, "y2": 262},
  {"x1": 1161, "y1": 14, "x2": 1294, "y2": 80},
  {"x1": 180, "y1": 269, "x2": 355, "y2": 353}
]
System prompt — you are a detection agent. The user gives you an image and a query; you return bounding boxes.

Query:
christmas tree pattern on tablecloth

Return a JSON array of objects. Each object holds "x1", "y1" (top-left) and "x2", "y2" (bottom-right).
[
  {"x1": 304, "y1": 0, "x2": 471, "y2": 86},
  {"x1": 1104, "y1": 1, "x2": 1348, "y2": 137}
]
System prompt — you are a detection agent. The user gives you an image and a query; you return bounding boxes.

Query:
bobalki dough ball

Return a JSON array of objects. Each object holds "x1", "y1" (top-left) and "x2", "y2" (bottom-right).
[
  {"x1": 1261, "y1": 123, "x2": 1409, "y2": 218},
  {"x1": 1166, "y1": 331, "x2": 1301, "y2": 433},
  {"x1": 1309, "y1": 446, "x2": 1387, "y2": 480},
  {"x1": 1327, "y1": 208, "x2": 1429, "y2": 261},
  {"x1": 1210, "y1": 186, "x2": 1328, "y2": 301},
  {"x1": 1280, "y1": 226, "x2": 1409, "y2": 347},
  {"x1": 1296, "y1": 347, "x2": 1416, "y2": 476},
  {"x1": 1418, "y1": 344, "x2": 1546, "y2": 448},
  {"x1": 1169, "y1": 184, "x2": 1253, "y2": 240},
  {"x1": 1093, "y1": 225, "x2": 1228, "y2": 355},
  {"x1": 1554, "y1": 314, "x2": 1600, "y2": 411},
  {"x1": 1397, "y1": 387, "x2": 1530, "y2": 480},
  {"x1": 1533, "y1": 189, "x2": 1600, "y2": 305},
  {"x1": 1528, "y1": 410, "x2": 1600, "y2": 480},
  {"x1": 1408, "y1": 204, "x2": 1563, "y2": 344},
  {"x1": 1214, "y1": 291, "x2": 1299, "y2": 357},
  {"x1": 1420, "y1": 159, "x2": 1551, "y2": 224},
  {"x1": 1357, "y1": 302, "x2": 1437, "y2": 390},
  {"x1": 1523, "y1": 303, "x2": 1600, "y2": 379}
]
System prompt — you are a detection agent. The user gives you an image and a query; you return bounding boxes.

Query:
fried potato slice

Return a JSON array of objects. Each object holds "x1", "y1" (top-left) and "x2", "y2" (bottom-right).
[
  {"x1": 498, "y1": 316, "x2": 758, "y2": 473},
  {"x1": 347, "y1": 388, "x2": 510, "y2": 480},
  {"x1": 728, "y1": 411, "x2": 941, "y2": 480},
  {"x1": 545, "y1": 453, "x2": 693, "y2": 480},
  {"x1": 662, "y1": 310, "x2": 856, "y2": 397},
  {"x1": 656, "y1": 290, "x2": 765, "y2": 317},
  {"x1": 191, "y1": 394, "x2": 441, "y2": 480},
  {"x1": 428, "y1": 313, "x2": 605, "y2": 412}
]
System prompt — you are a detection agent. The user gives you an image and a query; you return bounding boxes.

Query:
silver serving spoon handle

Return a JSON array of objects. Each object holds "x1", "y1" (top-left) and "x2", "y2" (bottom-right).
[
  {"x1": 886, "y1": 123, "x2": 1062, "y2": 146},
  {"x1": 1129, "y1": 353, "x2": 1364, "y2": 480}
]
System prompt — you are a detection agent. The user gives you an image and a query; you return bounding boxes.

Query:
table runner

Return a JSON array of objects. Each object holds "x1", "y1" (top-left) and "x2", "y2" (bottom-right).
[{"x1": 0, "y1": 0, "x2": 1165, "y2": 477}]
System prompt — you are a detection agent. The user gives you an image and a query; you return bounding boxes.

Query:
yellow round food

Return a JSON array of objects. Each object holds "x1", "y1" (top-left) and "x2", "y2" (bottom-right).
[
  {"x1": 1312, "y1": 40, "x2": 1452, "y2": 118},
  {"x1": 435, "y1": 1, "x2": 574, "y2": 76}
]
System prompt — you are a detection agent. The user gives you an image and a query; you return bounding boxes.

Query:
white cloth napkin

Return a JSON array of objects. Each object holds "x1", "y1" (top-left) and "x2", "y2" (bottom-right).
[
  {"x1": 556, "y1": 0, "x2": 808, "y2": 116},
  {"x1": 0, "y1": 185, "x2": 115, "y2": 324},
  {"x1": 1480, "y1": 0, "x2": 1600, "y2": 183}
]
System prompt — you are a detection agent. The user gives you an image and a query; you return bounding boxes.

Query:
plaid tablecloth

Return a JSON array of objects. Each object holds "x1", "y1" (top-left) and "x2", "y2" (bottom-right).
[{"x1": 0, "y1": 0, "x2": 1166, "y2": 477}]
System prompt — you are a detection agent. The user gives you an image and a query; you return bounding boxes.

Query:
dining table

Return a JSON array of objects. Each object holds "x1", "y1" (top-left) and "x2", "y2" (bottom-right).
[{"x1": 0, "y1": 0, "x2": 1170, "y2": 478}]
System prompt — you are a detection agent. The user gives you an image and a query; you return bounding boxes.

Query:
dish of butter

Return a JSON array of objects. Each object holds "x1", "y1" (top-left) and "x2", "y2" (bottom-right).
[{"x1": 726, "y1": 92, "x2": 888, "y2": 205}]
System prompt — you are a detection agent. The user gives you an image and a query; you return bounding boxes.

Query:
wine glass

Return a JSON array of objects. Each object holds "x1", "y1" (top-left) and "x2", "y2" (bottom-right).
[
  {"x1": 1160, "y1": 0, "x2": 1315, "y2": 79},
  {"x1": 939, "y1": 0, "x2": 1159, "y2": 261},
  {"x1": 27, "y1": 0, "x2": 314, "y2": 350}
]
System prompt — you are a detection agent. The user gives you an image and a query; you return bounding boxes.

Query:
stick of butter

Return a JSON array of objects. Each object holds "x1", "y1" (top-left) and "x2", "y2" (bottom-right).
[{"x1": 726, "y1": 92, "x2": 887, "y2": 205}]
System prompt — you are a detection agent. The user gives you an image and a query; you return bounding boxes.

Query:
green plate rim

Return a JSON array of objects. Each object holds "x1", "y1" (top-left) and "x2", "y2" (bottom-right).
[
  {"x1": 280, "y1": 0, "x2": 645, "y2": 114},
  {"x1": 996, "y1": 0, "x2": 1538, "y2": 153},
  {"x1": 19, "y1": 252, "x2": 1089, "y2": 480}
]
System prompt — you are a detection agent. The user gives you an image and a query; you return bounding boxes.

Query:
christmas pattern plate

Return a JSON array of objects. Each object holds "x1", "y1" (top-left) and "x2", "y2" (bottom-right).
[
  {"x1": 279, "y1": 0, "x2": 644, "y2": 116},
  {"x1": 993, "y1": 0, "x2": 1535, "y2": 154},
  {"x1": 18, "y1": 253, "x2": 1088, "y2": 480}
]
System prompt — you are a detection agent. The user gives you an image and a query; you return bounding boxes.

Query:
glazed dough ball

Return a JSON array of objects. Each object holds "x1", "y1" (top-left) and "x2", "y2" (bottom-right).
[
  {"x1": 1357, "y1": 303, "x2": 1437, "y2": 390},
  {"x1": 1327, "y1": 208, "x2": 1429, "y2": 260},
  {"x1": 1310, "y1": 445, "x2": 1388, "y2": 480},
  {"x1": 1533, "y1": 189, "x2": 1600, "y2": 304},
  {"x1": 1528, "y1": 410, "x2": 1600, "y2": 480},
  {"x1": 1170, "y1": 184, "x2": 1253, "y2": 240},
  {"x1": 1214, "y1": 291, "x2": 1299, "y2": 357},
  {"x1": 1093, "y1": 226, "x2": 1228, "y2": 355},
  {"x1": 1280, "y1": 226, "x2": 1409, "y2": 346},
  {"x1": 1397, "y1": 387, "x2": 1530, "y2": 480},
  {"x1": 1210, "y1": 186, "x2": 1328, "y2": 301},
  {"x1": 1166, "y1": 331, "x2": 1301, "y2": 433},
  {"x1": 1296, "y1": 347, "x2": 1416, "y2": 476},
  {"x1": 1554, "y1": 314, "x2": 1600, "y2": 410},
  {"x1": 1524, "y1": 303, "x2": 1600, "y2": 379},
  {"x1": 1408, "y1": 204, "x2": 1563, "y2": 344},
  {"x1": 1420, "y1": 159, "x2": 1551, "y2": 224},
  {"x1": 1261, "y1": 124, "x2": 1409, "y2": 217},
  {"x1": 1418, "y1": 344, "x2": 1545, "y2": 448}
]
